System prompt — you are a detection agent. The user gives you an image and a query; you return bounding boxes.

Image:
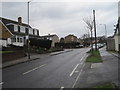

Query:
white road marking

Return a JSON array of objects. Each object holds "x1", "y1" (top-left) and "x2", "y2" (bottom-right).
[
  {"x1": 74, "y1": 71, "x2": 79, "y2": 73},
  {"x1": 60, "y1": 86, "x2": 64, "y2": 90},
  {"x1": 23, "y1": 64, "x2": 46, "y2": 75},
  {"x1": 72, "y1": 64, "x2": 85, "y2": 88},
  {"x1": 70, "y1": 64, "x2": 79, "y2": 77},
  {"x1": 79, "y1": 63, "x2": 83, "y2": 64},
  {"x1": 0, "y1": 82, "x2": 4, "y2": 85},
  {"x1": 80, "y1": 54, "x2": 86, "y2": 62}
]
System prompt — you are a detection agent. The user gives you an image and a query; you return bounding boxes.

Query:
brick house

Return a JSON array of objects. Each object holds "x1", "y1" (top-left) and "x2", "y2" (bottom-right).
[{"x1": 64, "y1": 34, "x2": 78, "y2": 43}]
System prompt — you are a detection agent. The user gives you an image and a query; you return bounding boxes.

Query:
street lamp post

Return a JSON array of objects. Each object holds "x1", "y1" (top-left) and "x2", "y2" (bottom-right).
[
  {"x1": 100, "y1": 24, "x2": 107, "y2": 38},
  {"x1": 27, "y1": 0, "x2": 32, "y2": 59}
]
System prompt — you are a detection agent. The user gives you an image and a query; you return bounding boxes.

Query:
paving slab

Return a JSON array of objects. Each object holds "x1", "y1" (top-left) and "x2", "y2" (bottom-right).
[{"x1": 91, "y1": 63, "x2": 103, "y2": 69}]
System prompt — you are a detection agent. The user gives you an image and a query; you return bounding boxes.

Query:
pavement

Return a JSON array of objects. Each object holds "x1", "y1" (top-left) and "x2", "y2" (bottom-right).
[
  {"x1": 109, "y1": 51, "x2": 120, "y2": 59},
  {"x1": 74, "y1": 47, "x2": 119, "y2": 88},
  {"x1": 2, "y1": 49, "x2": 73, "y2": 68}
]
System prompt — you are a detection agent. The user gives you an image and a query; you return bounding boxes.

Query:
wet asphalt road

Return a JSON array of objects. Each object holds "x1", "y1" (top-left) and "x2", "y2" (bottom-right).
[{"x1": 2, "y1": 48, "x2": 90, "y2": 88}]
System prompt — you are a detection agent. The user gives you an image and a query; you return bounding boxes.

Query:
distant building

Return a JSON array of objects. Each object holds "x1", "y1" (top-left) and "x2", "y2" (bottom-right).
[
  {"x1": 64, "y1": 34, "x2": 78, "y2": 43},
  {"x1": 106, "y1": 36, "x2": 115, "y2": 51},
  {"x1": 106, "y1": 17, "x2": 120, "y2": 52},
  {"x1": 60, "y1": 37, "x2": 64, "y2": 43},
  {"x1": 0, "y1": 17, "x2": 40, "y2": 47},
  {"x1": 77, "y1": 38, "x2": 83, "y2": 45},
  {"x1": 40, "y1": 34, "x2": 59, "y2": 47},
  {"x1": 113, "y1": 17, "x2": 120, "y2": 52},
  {"x1": 0, "y1": 20, "x2": 13, "y2": 47}
]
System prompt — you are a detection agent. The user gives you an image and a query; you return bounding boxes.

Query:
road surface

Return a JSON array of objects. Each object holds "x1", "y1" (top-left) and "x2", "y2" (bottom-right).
[{"x1": 2, "y1": 48, "x2": 90, "y2": 88}]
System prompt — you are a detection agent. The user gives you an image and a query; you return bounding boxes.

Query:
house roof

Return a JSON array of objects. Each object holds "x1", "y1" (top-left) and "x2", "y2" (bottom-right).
[
  {"x1": 40, "y1": 34, "x2": 58, "y2": 38},
  {"x1": 0, "y1": 17, "x2": 31, "y2": 28},
  {"x1": 0, "y1": 17, "x2": 40, "y2": 37},
  {"x1": 65, "y1": 34, "x2": 77, "y2": 38}
]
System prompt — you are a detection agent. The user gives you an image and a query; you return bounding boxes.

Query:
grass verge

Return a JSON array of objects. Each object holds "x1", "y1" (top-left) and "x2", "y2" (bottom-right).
[
  {"x1": 0, "y1": 51, "x2": 15, "y2": 54},
  {"x1": 86, "y1": 50, "x2": 103, "y2": 63},
  {"x1": 94, "y1": 83, "x2": 116, "y2": 88}
]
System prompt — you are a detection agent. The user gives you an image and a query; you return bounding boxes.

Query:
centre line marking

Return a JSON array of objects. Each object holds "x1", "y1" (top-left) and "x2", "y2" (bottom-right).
[
  {"x1": 80, "y1": 54, "x2": 86, "y2": 62},
  {"x1": 23, "y1": 64, "x2": 46, "y2": 75},
  {"x1": 72, "y1": 64, "x2": 85, "y2": 88},
  {"x1": 70, "y1": 64, "x2": 79, "y2": 77},
  {"x1": 0, "y1": 82, "x2": 4, "y2": 85},
  {"x1": 60, "y1": 86, "x2": 64, "y2": 90}
]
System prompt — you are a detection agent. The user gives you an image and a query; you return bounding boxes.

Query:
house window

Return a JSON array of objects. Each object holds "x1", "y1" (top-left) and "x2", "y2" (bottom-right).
[
  {"x1": 24, "y1": 37, "x2": 26, "y2": 44},
  {"x1": 14, "y1": 25, "x2": 18, "y2": 32},
  {"x1": 12, "y1": 37, "x2": 16, "y2": 42},
  {"x1": 14, "y1": 37, "x2": 16, "y2": 42},
  {"x1": 18, "y1": 26, "x2": 20, "y2": 32},
  {"x1": 20, "y1": 26, "x2": 25, "y2": 33},
  {"x1": 25, "y1": 28, "x2": 29, "y2": 34},
  {"x1": 20, "y1": 38, "x2": 22, "y2": 43},
  {"x1": 44, "y1": 37, "x2": 47, "y2": 39},
  {"x1": 37, "y1": 30, "x2": 39, "y2": 36},
  {"x1": 35, "y1": 30, "x2": 37, "y2": 35},
  {"x1": 17, "y1": 37, "x2": 19, "y2": 42},
  {"x1": 71, "y1": 37, "x2": 74, "y2": 41},
  {"x1": 29, "y1": 28, "x2": 33, "y2": 34},
  {"x1": 33, "y1": 29, "x2": 35, "y2": 35},
  {"x1": 49, "y1": 37, "x2": 52, "y2": 40}
]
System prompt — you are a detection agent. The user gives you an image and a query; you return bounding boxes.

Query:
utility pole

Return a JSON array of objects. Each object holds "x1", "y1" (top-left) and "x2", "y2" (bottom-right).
[
  {"x1": 93, "y1": 10, "x2": 97, "y2": 51},
  {"x1": 104, "y1": 24, "x2": 107, "y2": 38},
  {"x1": 27, "y1": 1, "x2": 30, "y2": 59}
]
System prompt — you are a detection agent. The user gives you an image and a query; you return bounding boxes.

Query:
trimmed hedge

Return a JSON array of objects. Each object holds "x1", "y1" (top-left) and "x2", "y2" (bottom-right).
[
  {"x1": 55, "y1": 42, "x2": 80, "y2": 48},
  {"x1": 29, "y1": 38, "x2": 52, "y2": 49}
]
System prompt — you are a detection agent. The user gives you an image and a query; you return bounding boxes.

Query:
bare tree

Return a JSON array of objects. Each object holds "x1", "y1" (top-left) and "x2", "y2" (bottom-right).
[{"x1": 83, "y1": 17, "x2": 94, "y2": 55}]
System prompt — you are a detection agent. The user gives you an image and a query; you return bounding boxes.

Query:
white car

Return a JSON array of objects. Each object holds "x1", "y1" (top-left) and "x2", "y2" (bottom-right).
[{"x1": 92, "y1": 44, "x2": 99, "y2": 49}]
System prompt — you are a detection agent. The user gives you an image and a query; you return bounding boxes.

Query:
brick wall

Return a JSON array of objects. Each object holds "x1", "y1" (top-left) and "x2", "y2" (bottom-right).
[{"x1": 2, "y1": 50, "x2": 26, "y2": 63}]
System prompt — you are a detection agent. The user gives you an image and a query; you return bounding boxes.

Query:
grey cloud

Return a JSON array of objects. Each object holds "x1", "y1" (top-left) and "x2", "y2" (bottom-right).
[
  {"x1": 2, "y1": 2, "x2": 28, "y2": 23},
  {"x1": 1, "y1": 1, "x2": 118, "y2": 38}
]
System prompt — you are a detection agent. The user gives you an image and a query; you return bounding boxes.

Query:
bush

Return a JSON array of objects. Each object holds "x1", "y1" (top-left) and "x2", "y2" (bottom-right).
[
  {"x1": 29, "y1": 38, "x2": 52, "y2": 49},
  {"x1": 55, "y1": 42, "x2": 80, "y2": 48}
]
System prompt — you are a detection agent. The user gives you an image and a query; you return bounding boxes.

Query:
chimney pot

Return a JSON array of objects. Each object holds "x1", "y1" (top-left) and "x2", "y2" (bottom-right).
[{"x1": 18, "y1": 17, "x2": 22, "y2": 24}]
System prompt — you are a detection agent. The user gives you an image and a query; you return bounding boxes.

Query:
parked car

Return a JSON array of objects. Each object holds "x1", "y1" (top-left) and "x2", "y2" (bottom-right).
[
  {"x1": 75, "y1": 45, "x2": 84, "y2": 48},
  {"x1": 93, "y1": 44, "x2": 99, "y2": 49},
  {"x1": 91, "y1": 43, "x2": 104, "y2": 49}
]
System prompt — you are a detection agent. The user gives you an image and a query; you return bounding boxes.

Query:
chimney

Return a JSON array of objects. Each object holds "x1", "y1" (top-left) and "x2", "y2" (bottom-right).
[{"x1": 18, "y1": 17, "x2": 22, "y2": 25}]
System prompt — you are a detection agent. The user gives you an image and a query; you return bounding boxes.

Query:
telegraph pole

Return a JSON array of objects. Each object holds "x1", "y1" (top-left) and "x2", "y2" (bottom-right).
[
  {"x1": 104, "y1": 24, "x2": 107, "y2": 38},
  {"x1": 93, "y1": 10, "x2": 97, "y2": 51},
  {"x1": 27, "y1": 1, "x2": 30, "y2": 59}
]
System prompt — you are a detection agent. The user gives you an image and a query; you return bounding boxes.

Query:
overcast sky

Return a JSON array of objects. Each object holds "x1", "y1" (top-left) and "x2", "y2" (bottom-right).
[{"x1": 1, "y1": 0, "x2": 119, "y2": 38}]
